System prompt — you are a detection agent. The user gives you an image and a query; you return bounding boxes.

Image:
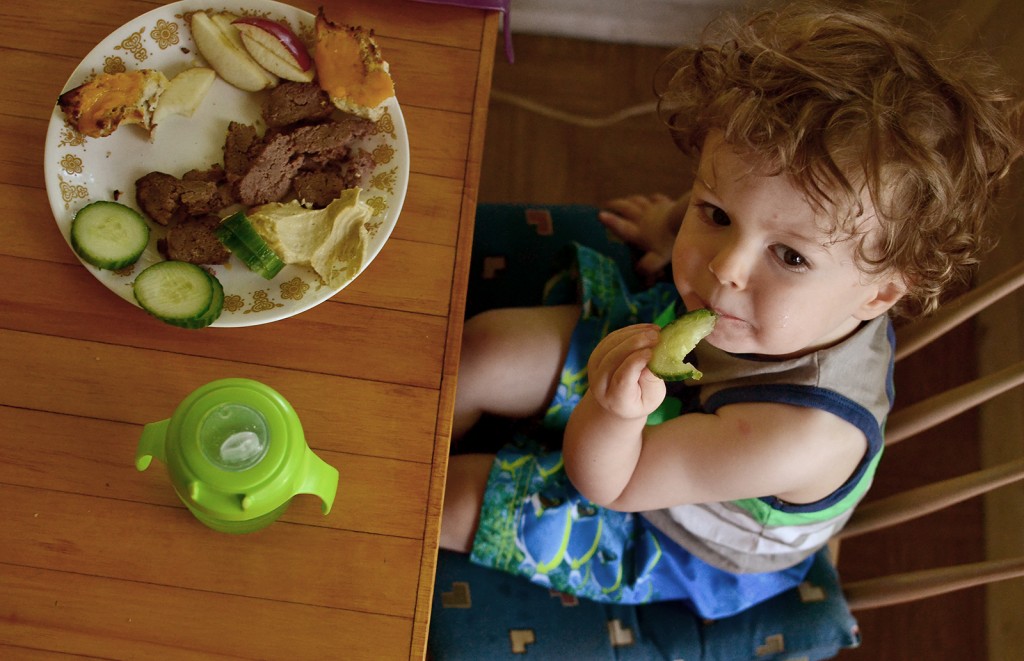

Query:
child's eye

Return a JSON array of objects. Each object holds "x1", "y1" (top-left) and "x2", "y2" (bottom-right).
[
  {"x1": 771, "y1": 244, "x2": 809, "y2": 270},
  {"x1": 698, "y1": 204, "x2": 730, "y2": 226}
]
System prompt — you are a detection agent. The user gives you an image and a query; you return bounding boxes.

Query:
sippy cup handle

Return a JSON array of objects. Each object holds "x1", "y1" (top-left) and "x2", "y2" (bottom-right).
[
  {"x1": 297, "y1": 447, "x2": 339, "y2": 515},
  {"x1": 136, "y1": 419, "x2": 170, "y2": 471}
]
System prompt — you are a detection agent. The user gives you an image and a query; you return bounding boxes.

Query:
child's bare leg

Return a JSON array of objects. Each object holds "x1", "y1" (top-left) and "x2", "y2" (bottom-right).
[
  {"x1": 453, "y1": 304, "x2": 580, "y2": 440},
  {"x1": 440, "y1": 453, "x2": 494, "y2": 552}
]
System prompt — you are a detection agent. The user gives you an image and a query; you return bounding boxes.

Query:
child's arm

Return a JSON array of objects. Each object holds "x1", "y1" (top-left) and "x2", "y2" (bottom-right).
[{"x1": 563, "y1": 325, "x2": 869, "y2": 511}]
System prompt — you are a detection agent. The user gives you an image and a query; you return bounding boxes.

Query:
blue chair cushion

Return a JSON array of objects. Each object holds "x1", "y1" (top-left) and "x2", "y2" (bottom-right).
[
  {"x1": 466, "y1": 204, "x2": 644, "y2": 317},
  {"x1": 430, "y1": 548, "x2": 860, "y2": 660}
]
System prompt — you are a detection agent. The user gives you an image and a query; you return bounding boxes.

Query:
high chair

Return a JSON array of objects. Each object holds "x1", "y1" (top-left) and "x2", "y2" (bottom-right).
[{"x1": 429, "y1": 205, "x2": 1024, "y2": 660}]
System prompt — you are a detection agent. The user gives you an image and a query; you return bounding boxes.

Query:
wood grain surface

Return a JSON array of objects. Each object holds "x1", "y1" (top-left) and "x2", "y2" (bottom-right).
[{"x1": 0, "y1": 1, "x2": 499, "y2": 658}]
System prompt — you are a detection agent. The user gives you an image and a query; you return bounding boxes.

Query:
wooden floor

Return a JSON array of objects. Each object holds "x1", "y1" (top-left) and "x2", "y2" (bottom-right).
[{"x1": 477, "y1": 31, "x2": 991, "y2": 660}]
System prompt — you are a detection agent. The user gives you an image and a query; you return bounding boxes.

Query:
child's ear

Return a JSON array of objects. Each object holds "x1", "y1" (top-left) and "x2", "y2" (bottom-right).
[{"x1": 854, "y1": 277, "x2": 907, "y2": 320}]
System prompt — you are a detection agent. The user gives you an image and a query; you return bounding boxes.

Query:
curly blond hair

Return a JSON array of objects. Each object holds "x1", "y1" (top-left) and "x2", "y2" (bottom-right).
[{"x1": 657, "y1": 2, "x2": 1023, "y2": 317}]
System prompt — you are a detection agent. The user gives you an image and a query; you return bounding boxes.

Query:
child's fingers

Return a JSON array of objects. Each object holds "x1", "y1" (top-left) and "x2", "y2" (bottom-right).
[
  {"x1": 590, "y1": 325, "x2": 659, "y2": 363},
  {"x1": 598, "y1": 209, "x2": 642, "y2": 243},
  {"x1": 588, "y1": 327, "x2": 666, "y2": 416},
  {"x1": 602, "y1": 194, "x2": 648, "y2": 215},
  {"x1": 606, "y1": 344, "x2": 655, "y2": 392},
  {"x1": 589, "y1": 326, "x2": 660, "y2": 384}
]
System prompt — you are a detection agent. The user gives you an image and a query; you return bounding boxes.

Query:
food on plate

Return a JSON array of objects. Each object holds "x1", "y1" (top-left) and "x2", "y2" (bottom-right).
[
  {"x1": 151, "y1": 67, "x2": 217, "y2": 125},
  {"x1": 70, "y1": 201, "x2": 150, "y2": 270},
  {"x1": 190, "y1": 10, "x2": 278, "y2": 92},
  {"x1": 57, "y1": 66, "x2": 214, "y2": 138},
  {"x1": 132, "y1": 260, "x2": 224, "y2": 329},
  {"x1": 216, "y1": 211, "x2": 285, "y2": 279},
  {"x1": 313, "y1": 8, "x2": 395, "y2": 121},
  {"x1": 647, "y1": 309, "x2": 718, "y2": 381},
  {"x1": 57, "y1": 69, "x2": 168, "y2": 138},
  {"x1": 227, "y1": 117, "x2": 373, "y2": 206},
  {"x1": 247, "y1": 189, "x2": 370, "y2": 288},
  {"x1": 262, "y1": 80, "x2": 333, "y2": 128},
  {"x1": 234, "y1": 17, "x2": 315, "y2": 83},
  {"x1": 164, "y1": 214, "x2": 231, "y2": 265},
  {"x1": 132, "y1": 80, "x2": 379, "y2": 273},
  {"x1": 53, "y1": 5, "x2": 405, "y2": 327},
  {"x1": 135, "y1": 169, "x2": 231, "y2": 226},
  {"x1": 224, "y1": 104, "x2": 376, "y2": 207}
]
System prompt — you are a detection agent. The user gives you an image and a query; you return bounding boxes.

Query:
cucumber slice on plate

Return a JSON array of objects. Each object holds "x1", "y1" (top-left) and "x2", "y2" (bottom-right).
[
  {"x1": 648, "y1": 308, "x2": 718, "y2": 381},
  {"x1": 216, "y1": 211, "x2": 285, "y2": 279},
  {"x1": 192, "y1": 270, "x2": 225, "y2": 329},
  {"x1": 70, "y1": 200, "x2": 150, "y2": 270},
  {"x1": 133, "y1": 261, "x2": 223, "y2": 329}
]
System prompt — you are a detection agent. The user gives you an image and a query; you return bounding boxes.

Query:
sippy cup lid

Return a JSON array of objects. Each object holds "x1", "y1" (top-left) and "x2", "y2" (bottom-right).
[
  {"x1": 137, "y1": 378, "x2": 339, "y2": 533},
  {"x1": 198, "y1": 401, "x2": 271, "y2": 472}
]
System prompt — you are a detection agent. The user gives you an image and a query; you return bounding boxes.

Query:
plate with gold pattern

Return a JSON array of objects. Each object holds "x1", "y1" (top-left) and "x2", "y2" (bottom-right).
[{"x1": 44, "y1": 0, "x2": 409, "y2": 327}]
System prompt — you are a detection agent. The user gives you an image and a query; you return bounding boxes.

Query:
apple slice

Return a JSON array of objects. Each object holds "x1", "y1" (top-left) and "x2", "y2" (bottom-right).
[
  {"x1": 151, "y1": 67, "x2": 216, "y2": 126},
  {"x1": 190, "y1": 10, "x2": 278, "y2": 92},
  {"x1": 234, "y1": 17, "x2": 315, "y2": 83}
]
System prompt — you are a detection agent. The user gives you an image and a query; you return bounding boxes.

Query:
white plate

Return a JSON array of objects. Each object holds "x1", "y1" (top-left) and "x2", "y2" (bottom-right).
[{"x1": 44, "y1": 0, "x2": 409, "y2": 327}]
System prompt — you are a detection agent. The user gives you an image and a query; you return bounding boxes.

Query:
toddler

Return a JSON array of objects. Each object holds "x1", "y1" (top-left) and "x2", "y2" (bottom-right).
[{"x1": 442, "y1": 2, "x2": 1022, "y2": 618}]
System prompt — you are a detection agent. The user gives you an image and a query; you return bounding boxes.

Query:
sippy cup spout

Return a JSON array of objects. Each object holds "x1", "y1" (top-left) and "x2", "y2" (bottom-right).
[{"x1": 136, "y1": 419, "x2": 170, "y2": 471}]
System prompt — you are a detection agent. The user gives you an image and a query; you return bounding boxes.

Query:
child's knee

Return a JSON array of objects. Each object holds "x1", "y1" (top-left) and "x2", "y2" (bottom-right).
[
  {"x1": 459, "y1": 309, "x2": 518, "y2": 383},
  {"x1": 440, "y1": 454, "x2": 493, "y2": 553},
  {"x1": 463, "y1": 308, "x2": 514, "y2": 354}
]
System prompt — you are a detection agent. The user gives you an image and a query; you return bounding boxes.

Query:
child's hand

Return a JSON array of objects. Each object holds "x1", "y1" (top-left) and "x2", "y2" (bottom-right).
[
  {"x1": 586, "y1": 324, "x2": 667, "y2": 421},
  {"x1": 599, "y1": 193, "x2": 686, "y2": 284}
]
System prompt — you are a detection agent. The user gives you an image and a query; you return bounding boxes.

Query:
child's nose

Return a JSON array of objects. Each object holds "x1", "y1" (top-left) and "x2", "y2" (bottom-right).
[{"x1": 708, "y1": 241, "x2": 751, "y2": 289}]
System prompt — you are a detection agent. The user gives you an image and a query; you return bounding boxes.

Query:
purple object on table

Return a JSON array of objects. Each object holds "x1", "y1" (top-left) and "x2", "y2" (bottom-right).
[{"x1": 411, "y1": 0, "x2": 514, "y2": 62}]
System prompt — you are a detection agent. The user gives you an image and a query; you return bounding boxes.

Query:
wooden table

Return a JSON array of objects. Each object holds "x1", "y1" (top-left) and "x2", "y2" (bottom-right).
[{"x1": 0, "y1": 0, "x2": 497, "y2": 658}]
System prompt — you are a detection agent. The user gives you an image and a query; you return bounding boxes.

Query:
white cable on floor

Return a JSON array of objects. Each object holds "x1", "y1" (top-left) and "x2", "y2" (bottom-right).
[{"x1": 490, "y1": 89, "x2": 658, "y2": 128}]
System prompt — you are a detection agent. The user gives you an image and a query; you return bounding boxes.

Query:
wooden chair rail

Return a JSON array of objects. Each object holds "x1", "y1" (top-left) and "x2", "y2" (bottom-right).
[
  {"x1": 884, "y1": 359, "x2": 1024, "y2": 445},
  {"x1": 895, "y1": 260, "x2": 1024, "y2": 361},
  {"x1": 844, "y1": 556, "x2": 1024, "y2": 611},
  {"x1": 839, "y1": 456, "x2": 1024, "y2": 539}
]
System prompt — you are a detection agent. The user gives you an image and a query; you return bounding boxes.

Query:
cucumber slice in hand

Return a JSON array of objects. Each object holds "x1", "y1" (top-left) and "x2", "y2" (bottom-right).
[
  {"x1": 648, "y1": 308, "x2": 718, "y2": 381},
  {"x1": 70, "y1": 201, "x2": 150, "y2": 270},
  {"x1": 133, "y1": 261, "x2": 223, "y2": 329}
]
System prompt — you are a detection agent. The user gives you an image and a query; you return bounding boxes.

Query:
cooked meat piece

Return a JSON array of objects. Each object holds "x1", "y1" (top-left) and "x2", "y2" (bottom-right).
[
  {"x1": 178, "y1": 179, "x2": 224, "y2": 216},
  {"x1": 183, "y1": 164, "x2": 235, "y2": 209},
  {"x1": 263, "y1": 81, "x2": 333, "y2": 128},
  {"x1": 223, "y1": 97, "x2": 379, "y2": 208},
  {"x1": 234, "y1": 119, "x2": 372, "y2": 206},
  {"x1": 182, "y1": 164, "x2": 226, "y2": 183},
  {"x1": 293, "y1": 168, "x2": 346, "y2": 208},
  {"x1": 163, "y1": 214, "x2": 230, "y2": 264},
  {"x1": 135, "y1": 170, "x2": 227, "y2": 225},
  {"x1": 223, "y1": 122, "x2": 261, "y2": 179},
  {"x1": 135, "y1": 171, "x2": 184, "y2": 225},
  {"x1": 342, "y1": 150, "x2": 378, "y2": 188},
  {"x1": 294, "y1": 150, "x2": 382, "y2": 206},
  {"x1": 288, "y1": 121, "x2": 356, "y2": 160},
  {"x1": 293, "y1": 150, "x2": 378, "y2": 207},
  {"x1": 233, "y1": 131, "x2": 306, "y2": 206}
]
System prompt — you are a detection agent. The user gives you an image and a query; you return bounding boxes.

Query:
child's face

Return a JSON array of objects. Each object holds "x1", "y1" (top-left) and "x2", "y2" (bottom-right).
[{"x1": 672, "y1": 132, "x2": 903, "y2": 358}]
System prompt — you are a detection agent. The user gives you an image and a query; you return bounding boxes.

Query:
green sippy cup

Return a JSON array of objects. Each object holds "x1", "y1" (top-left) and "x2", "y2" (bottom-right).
[{"x1": 136, "y1": 378, "x2": 339, "y2": 534}]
